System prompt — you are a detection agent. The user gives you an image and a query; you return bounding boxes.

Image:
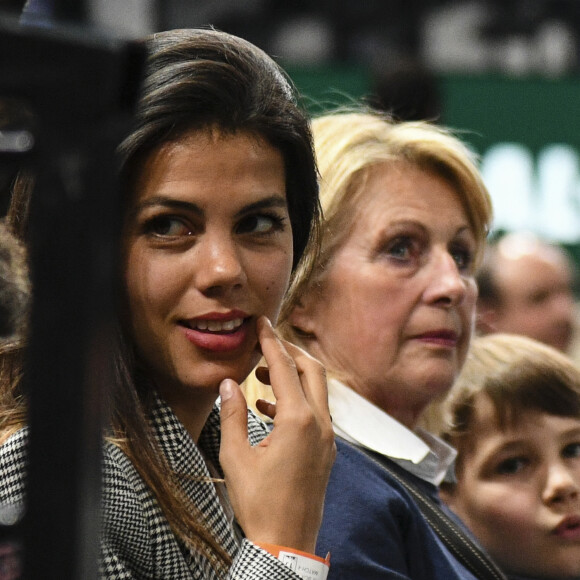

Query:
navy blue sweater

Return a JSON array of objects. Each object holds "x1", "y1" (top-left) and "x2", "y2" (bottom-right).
[{"x1": 317, "y1": 437, "x2": 486, "y2": 579}]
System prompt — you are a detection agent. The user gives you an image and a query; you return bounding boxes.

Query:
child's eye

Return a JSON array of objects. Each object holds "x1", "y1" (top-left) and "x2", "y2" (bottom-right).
[
  {"x1": 562, "y1": 442, "x2": 580, "y2": 459},
  {"x1": 496, "y1": 457, "x2": 528, "y2": 475},
  {"x1": 144, "y1": 215, "x2": 191, "y2": 237},
  {"x1": 236, "y1": 213, "x2": 285, "y2": 235}
]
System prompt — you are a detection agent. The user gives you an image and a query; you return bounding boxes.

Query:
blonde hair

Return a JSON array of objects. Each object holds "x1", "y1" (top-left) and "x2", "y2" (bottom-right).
[
  {"x1": 312, "y1": 111, "x2": 490, "y2": 273},
  {"x1": 441, "y1": 333, "x2": 580, "y2": 460}
]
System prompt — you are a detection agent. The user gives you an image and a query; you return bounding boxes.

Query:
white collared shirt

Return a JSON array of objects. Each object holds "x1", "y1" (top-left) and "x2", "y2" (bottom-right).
[{"x1": 328, "y1": 378, "x2": 456, "y2": 486}]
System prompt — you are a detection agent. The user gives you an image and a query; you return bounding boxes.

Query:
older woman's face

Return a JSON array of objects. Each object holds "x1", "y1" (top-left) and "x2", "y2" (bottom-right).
[{"x1": 293, "y1": 161, "x2": 478, "y2": 427}]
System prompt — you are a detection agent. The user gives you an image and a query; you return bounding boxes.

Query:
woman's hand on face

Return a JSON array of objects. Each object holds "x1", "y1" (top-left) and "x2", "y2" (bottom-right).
[{"x1": 219, "y1": 316, "x2": 336, "y2": 553}]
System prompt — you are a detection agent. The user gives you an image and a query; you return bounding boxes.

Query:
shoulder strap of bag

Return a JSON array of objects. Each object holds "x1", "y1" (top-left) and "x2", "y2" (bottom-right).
[{"x1": 353, "y1": 444, "x2": 508, "y2": 580}]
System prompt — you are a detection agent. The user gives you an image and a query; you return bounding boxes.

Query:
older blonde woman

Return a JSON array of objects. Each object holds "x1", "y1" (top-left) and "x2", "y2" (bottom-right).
[{"x1": 246, "y1": 111, "x2": 501, "y2": 579}]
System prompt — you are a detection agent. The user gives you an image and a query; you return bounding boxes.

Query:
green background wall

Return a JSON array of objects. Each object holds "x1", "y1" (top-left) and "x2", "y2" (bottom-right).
[{"x1": 286, "y1": 65, "x2": 580, "y2": 265}]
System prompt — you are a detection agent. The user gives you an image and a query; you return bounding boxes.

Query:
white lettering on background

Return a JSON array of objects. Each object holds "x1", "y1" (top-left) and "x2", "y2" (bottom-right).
[{"x1": 481, "y1": 142, "x2": 580, "y2": 242}]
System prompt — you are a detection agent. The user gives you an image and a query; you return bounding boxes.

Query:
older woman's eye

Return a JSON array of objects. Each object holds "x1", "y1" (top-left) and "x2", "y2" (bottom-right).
[
  {"x1": 145, "y1": 216, "x2": 191, "y2": 237},
  {"x1": 450, "y1": 244, "x2": 473, "y2": 271},
  {"x1": 237, "y1": 213, "x2": 286, "y2": 235},
  {"x1": 386, "y1": 237, "x2": 414, "y2": 260}
]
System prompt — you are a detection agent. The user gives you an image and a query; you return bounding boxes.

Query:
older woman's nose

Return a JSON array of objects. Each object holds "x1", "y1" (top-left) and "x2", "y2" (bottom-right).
[{"x1": 422, "y1": 250, "x2": 468, "y2": 306}]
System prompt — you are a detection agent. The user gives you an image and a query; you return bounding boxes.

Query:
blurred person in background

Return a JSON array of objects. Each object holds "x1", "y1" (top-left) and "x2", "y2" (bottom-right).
[
  {"x1": 476, "y1": 231, "x2": 577, "y2": 353},
  {"x1": 367, "y1": 60, "x2": 442, "y2": 122}
]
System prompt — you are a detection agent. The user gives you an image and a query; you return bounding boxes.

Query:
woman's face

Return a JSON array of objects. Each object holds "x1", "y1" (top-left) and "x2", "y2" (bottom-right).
[
  {"x1": 445, "y1": 398, "x2": 580, "y2": 579},
  {"x1": 123, "y1": 130, "x2": 292, "y2": 406},
  {"x1": 292, "y1": 161, "x2": 478, "y2": 427}
]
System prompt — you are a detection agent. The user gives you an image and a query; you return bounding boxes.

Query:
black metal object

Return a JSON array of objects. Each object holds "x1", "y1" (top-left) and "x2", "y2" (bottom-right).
[
  {"x1": 20, "y1": 0, "x2": 88, "y2": 27},
  {"x1": 0, "y1": 14, "x2": 143, "y2": 579}
]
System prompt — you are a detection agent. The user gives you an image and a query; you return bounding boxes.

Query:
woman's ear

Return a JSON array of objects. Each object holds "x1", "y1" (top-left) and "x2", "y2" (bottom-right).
[{"x1": 288, "y1": 294, "x2": 317, "y2": 336}]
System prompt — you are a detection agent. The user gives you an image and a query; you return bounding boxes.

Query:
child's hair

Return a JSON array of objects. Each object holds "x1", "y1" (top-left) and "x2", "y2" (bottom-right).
[{"x1": 442, "y1": 333, "x2": 580, "y2": 461}]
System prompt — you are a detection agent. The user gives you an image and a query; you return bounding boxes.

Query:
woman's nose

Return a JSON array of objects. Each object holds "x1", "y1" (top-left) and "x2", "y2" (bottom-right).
[
  {"x1": 423, "y1": 251, "x2": 468, "y2": 307},
  {"x1": 193, "y1": 233, "x2": 246, "y2": 293},
  {"x1": 542, "y1": 461, "x2": 580, "y2": 507}
]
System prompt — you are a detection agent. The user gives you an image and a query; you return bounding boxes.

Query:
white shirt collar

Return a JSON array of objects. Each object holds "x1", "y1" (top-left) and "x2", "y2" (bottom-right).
[{"x1": 328, "y1": 378, "x2": 456, "y2": 486}]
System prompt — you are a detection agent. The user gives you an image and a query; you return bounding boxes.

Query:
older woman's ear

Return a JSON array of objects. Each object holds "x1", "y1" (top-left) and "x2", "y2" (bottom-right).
[{"x1": 288, "y1": 296, "x2": 318, "y2": 338}]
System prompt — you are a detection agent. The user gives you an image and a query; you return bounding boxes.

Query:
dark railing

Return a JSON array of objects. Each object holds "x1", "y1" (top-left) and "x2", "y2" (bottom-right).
[{"x1": 0, "y1": 8, "x2": 143, "y2": 578}]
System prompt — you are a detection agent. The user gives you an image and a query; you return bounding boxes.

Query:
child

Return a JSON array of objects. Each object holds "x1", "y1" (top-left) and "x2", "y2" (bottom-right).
[{"x1": 441, "y1": 332, "x2": 580, "y2": 580}]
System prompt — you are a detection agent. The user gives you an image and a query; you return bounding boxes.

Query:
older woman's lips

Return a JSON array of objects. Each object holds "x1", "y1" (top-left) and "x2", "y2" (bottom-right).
[
  {"x1": 415, "y1": 330, "x2": 458, "y2": 348},
  {"x1": 554, "y1": 515, "x2": 580, "y2": 540}
]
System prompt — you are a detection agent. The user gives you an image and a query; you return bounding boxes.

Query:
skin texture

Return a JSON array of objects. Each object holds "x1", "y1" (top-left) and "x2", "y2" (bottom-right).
[
  {"x1": 123, "y1": 130, "x2": 292, "y2": 440},
  {"x1": 444, "y1": 397, "x2": 580, "y2": 579},
  {"x1": 485, "y1": 239, "x2": 575, "y2": 352},
  {"x1": 122, "y1": 129, "x2": 335, "y2": 551},
  {"x1": 290, "y1": 160, "x2": 478, "y2": 428}
]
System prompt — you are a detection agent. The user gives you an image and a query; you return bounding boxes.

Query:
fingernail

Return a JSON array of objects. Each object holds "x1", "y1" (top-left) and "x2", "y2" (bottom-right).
[{"x1": 220, "y1": 379, "x2": 234, "y2": 401}]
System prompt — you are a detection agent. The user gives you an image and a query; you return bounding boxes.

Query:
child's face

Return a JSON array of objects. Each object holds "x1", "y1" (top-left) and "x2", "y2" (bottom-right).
[{"x1": 445, "y1": 395, "x2": 580, "y2": 578}]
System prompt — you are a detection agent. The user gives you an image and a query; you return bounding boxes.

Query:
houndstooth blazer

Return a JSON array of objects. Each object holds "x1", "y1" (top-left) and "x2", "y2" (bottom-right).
[{"x1": 0, "y1": 396, "x2": 304, "y2": 579}]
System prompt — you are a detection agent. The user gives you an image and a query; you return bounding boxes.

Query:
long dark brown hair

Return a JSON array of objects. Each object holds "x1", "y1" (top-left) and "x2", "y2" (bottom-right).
[{"x1": 0, "y1": 28, "x2": 320, "y2": 574}]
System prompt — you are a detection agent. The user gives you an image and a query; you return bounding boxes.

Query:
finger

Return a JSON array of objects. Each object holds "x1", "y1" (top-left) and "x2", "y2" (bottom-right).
[
  {"x1": 219, "y1": 378, "x2": 251, "y2": 463},
  {"x1": 258, "y1": 316, "x2": 330, "y2": 419},
  {"x1": 255, "y1": 398, "x2": 277, "y2": 420},
  {"x1": 256, "y1": 317, "x2": 303, "y2": 402},
  {"x1": 277, "y1": 337, "x2": 331, "y2": 419}
]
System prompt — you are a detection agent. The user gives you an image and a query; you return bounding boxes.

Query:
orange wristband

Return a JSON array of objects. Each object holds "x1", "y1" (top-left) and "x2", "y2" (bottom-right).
[{"x1": 255, "y1": 542, "x2": 330, "y2": 580}]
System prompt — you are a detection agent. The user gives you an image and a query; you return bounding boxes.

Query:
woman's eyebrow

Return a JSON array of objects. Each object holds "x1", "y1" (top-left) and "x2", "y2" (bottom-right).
[
  {"x1": 130, "y1": 194, "x2": 287, "y2": 220},
  {"x1": 130, "y1": 197, "x2": 203, "y2": 217},
  {"x1": 234, "y1": 195, "x2": 288, "y2": 218}
]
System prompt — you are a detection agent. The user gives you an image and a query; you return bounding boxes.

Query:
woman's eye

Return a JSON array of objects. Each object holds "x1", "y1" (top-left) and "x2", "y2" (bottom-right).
[
  {"x1": 450, "y1": 244, "x2": 473, "y2": 271},
  {"x1": 386, "y1": 237, "x2": 415, "y2": 261},
  {"x1": 237, "y1": 213, "x2": 285, "y2": 235},
  {"x1": 145, "y1": 216, "x2": 191, "y2": 237},
  {"x1": 496, "y1": 456, "x2": 528, "y2": 475},
  {"x1": 563, "y1": 442, "x2": 580, "y2": 459}
]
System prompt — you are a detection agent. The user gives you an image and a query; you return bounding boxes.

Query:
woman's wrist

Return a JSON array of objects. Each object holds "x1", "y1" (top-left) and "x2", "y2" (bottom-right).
[{"x1": 254, "y1": 542, "x2": 330, "y2": 580}]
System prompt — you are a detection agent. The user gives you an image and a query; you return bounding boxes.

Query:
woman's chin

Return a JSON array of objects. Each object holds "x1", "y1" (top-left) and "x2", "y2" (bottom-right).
[
  {"x1": 176, "y1": 361, "x2": 256, "y2": 394},
  {"x1": 414, "y1": 369, "x2": 457, "y2": 400}
]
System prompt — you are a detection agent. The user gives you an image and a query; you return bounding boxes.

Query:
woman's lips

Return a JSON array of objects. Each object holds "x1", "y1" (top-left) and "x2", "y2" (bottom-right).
[
  {"x1": 414, "y1": 330, "x2": 458, "y2": 348},
  {"x1": 188, "y1": 317, "x2": 244, "y2": 332},
  {"x1": 180, "y1": 312, "x2": 251, "y2": 352},
  {"x1": 554, "y1": 515, "x2": 580, "y2": 541}
]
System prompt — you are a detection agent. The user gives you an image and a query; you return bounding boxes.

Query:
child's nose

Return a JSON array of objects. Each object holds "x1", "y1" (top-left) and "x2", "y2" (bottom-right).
[{"x1": 543, "y1": 461, "x2": 580, "y2": 507}]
